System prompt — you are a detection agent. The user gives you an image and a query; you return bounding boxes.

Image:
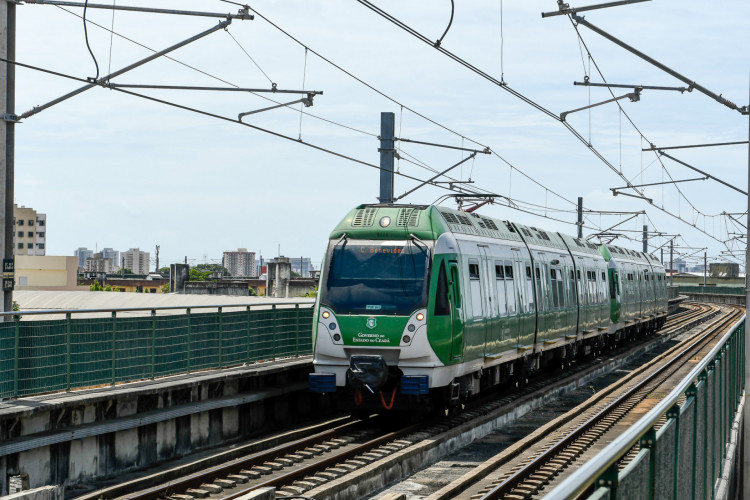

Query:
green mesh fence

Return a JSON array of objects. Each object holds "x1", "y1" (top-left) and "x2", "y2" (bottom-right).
[
  {"x1": 677, "y1": 285, "x2": 745, "y2": 296},
  {"x1": 2, "y1": 303, "x2": 314, "y2": 398}
]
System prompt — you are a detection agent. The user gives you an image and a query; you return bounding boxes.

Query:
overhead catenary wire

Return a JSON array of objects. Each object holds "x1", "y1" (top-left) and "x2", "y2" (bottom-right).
[
  {"x1": 352, "y1": 0, "x2": 724, "y2": 247},
  {"x1": 54, "y1": 5, "x2": 377, "y2": 138},
  {"x1": 82, "y1": 0, "x2": 100, "y2": 81}
]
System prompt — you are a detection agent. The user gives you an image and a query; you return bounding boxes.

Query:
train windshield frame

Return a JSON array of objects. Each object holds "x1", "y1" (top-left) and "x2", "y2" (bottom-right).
[{"x1": 321, "y1": 239, "x2": 431, "y2": 315}]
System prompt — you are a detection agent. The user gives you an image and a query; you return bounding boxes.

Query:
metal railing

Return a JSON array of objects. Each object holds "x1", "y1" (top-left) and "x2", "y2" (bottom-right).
[
  {"x1": 0, "y1": 302, "x2": 315, "y2": 399},
  {"x1": 543, "y1": 314, "x2": 745, "y2": 499}
]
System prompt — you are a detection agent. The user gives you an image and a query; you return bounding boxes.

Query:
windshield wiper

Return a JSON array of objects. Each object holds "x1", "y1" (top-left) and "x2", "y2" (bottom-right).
[{"x1": 409, "y1": 233, "x2": 431, "y2": 268}]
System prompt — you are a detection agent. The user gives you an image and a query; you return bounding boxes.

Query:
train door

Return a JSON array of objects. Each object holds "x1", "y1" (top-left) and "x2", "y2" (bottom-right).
[
  {"x1": 467, "y1": 255, "x2": 487, "y2": 359},
  {"x1": 519, "y1": 262, "x2": 536, "y2": 347},
  {"x1": 534, "y1": 256, "x2": 551, "y2": 341},
  {"x1": 478, "y1": 246, "x2": 494, "y2": 355},
  {"x1": 448, "y1": 261, "x2": 464, "y2": 360}
]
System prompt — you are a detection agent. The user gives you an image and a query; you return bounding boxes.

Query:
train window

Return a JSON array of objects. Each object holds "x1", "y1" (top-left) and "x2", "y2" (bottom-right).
[
  {"x1": 525, "y1": 266, "x2": 535, "y2": 312},
  {"x1": 495, "y1": 265, "x2": 504, "y2": 279},
  {"x1": 505, "y1": 265, "x2": 513, "y2": 279},
  {"x1": 450, "y1": 264, "x2": 462, "y2": 309},
  {"x1": 535, "y1": 268, "x2": 541, "y2": 279},
  {"x1": 570, "y1": 270, "x2": 574, "y2": 280},
  {"x1": 550, "y1": 269, "x2": 556, "y2": 280},
  {"x1": 577, "y1": 270, "x2": 581, "y2": 280},
  {"x1": 434, "y1": 262, "x2": 450, "y2": 316},
  {"x1": 526, "y1": 266, "x2": 532, "y2": 278},
  {"x1": 609, "y1": 272, "x2": 617, "y2": 299},
  {"x1": 469, "y1": 263, "x2": 480, "y2": 279},
  {"x1": 601, "y1": 272, "x2": 606, "y2": 281}
]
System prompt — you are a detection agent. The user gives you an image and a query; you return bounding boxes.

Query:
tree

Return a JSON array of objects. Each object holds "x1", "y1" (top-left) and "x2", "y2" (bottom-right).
[
  {"x1": 90, "y1": 279, "x2": 103, "y2": 291},
  {"x1": 158, "y1": 267, "x2": 170, "y2": 278},
  {"x1": 193, "y1": 263, "x2": 230, "y2": 276},
  {"x1": 161, "y1": 283, "x2": 170, "y2": 293},
  {"x1": 120, "y1": 268, "x2": 133, "y2": 274},
  {"x1": 248, "y1": 287, "x2": 257, "y2": 296},
  {"x1": 302, "y1": 285, "x2": 318, "y2": 298}
]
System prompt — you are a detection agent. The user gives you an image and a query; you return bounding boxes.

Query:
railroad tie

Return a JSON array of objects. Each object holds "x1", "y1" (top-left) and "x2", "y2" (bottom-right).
[
  {"x1": 250, "y1": 465, "x2": 273, "y2": 475},
  {"x1": 296, "y1": 450, "x2": 316, "y2": 458},
  {"x1": 285, "y1": 453, "x2": 305, "y2": 462},
  {"x1": 227, "y1": 474, "x2": 249, "y2": 484},
  {"x1": 303, "y1": 476, "x2": 328, "y2": 486},
  {"x1": 323, "y1": 440, "x2": 342, "y2": 449},
  {"x1": 239, "y1": 469, "x2": 262, "y2": 479},
  {"x1": 274, "y1": 457, "x2": 294, "y2": 466},
  {"x1": 316, "y1": 471, "x2": 339, "y2": 480},
  {"x1": 280, "y1": 485, "x2": 307, "y2": 495},
  {"x1": 263, "y1": 461, "x2": 284, "y2": 471},
  {"x1": 213, "y1": 479, "x2": 236, "y2": 489},
  {"x1": 291, "y1": 480, "x2": 317, "y2": 490},
  {"x1": 199, "y1": 483, "x2": 222, "y2": 494},
  {"x1": 185, "y1": 489, "x2": 209, "y2": 498},
  {"x1": 169, "y1": 495, "x2": 194, "y2": 500}
]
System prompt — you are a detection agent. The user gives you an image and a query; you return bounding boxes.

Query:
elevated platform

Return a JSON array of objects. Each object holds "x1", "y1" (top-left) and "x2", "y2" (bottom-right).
[{"x1": 0, "y1": 356, "x2": 316, "y2": 495}]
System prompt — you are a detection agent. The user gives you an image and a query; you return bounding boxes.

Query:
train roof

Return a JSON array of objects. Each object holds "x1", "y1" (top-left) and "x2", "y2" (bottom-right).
[{"x1": 331, "y1": 205, "x2": 663, "y2": 268}]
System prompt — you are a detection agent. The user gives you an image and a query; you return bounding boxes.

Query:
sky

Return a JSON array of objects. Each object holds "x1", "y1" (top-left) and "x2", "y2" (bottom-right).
[{"x1": 13, "y1": 0, "x2": 750, "y2": 270}]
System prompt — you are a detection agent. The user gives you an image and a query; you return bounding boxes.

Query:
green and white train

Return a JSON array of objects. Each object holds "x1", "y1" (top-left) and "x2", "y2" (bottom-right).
[{"x1": 309, "y1": 204, "x2": 668, "y2": 411}]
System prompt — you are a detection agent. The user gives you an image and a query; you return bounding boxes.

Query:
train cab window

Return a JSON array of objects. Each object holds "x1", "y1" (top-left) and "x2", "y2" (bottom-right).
[
  {"x1": 505, "y1": 265, "x2": 513, "y2": 279},
  {"x1": 434, "y1": 262, "x2": 450, "y2": 316},
  {"x1": 609, "y1": 272, "x2": 617, "y2": 299}
]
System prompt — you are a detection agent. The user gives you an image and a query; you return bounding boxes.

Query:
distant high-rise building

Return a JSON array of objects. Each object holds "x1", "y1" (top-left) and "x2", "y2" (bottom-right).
[
  {"x1": 121, "y1": 248, "x2": 150, "y2": 275},
  {"x1": 84, "y1": 252, "x2": 115, "y2": 273},
  {"x1": 101, "y1": 248, "x2": 120, "y2": 270},
  {"x1": 223, "y1": 248, "x2": 256, "y2": 277},
  {"x1": 289, "y1": 257, "x2": 314, "y2": 277},
  {"x1": 14, "y1": 204, "x2": 46, "y2": 256},
  {"x1": 74, "y1": 247, "x2": 94, "y2": 268}
]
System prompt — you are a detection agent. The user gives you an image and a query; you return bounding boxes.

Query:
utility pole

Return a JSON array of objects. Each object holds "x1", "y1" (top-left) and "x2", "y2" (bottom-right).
[
  {"x1": 744, "y1": 76, "x2": 750, "y2": 500},
  {"x1": 669, "y1": 238, "x2": 674, "y2": 287},
  {"x1": 577, "y1": 197, "x2": 583, "y2": 239},
  {"x1": 642, "y1": 225, "x2": 648, "y2": 253},
  {"x1": 660, "y1": 247, "x2": 663, "y2": 265},
  {"x1": 155, "y1": 245, "x2": 160, "y2": 273},
  {"x1": 378, "y1": 112, "x2": 395, "y2": 204},
  {"x1": 1, "y1": 0, "x2": 16, "y2": 317},
  {"x1": 703, "y1": 251, "x2": 707, "y2": 286}
]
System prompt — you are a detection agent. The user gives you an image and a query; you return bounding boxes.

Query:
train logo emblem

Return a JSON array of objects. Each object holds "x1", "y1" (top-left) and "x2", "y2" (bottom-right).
[{"x1": 366, "y1": 317, "x2": 377, "y2": 329}]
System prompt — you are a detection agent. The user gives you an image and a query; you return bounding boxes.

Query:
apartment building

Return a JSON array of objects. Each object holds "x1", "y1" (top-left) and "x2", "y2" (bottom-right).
[
  {"x1": 14, "y1": 205, "x2": 46, "y2": 256},
  {"x1": 223, "y1": 248, "x2": 256, "y2": 277},
  {"x1": 121, "y1": 248, "x2": 151, "y2": 275}
]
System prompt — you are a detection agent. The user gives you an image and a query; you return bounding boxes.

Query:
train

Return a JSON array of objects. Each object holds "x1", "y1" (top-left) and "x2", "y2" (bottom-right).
[{"x1": 308, "y1": 204, "x2": 668, "y2": 412}]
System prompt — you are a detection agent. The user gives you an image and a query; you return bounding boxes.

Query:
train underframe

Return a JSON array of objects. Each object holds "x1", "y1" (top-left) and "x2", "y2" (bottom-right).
[{"x1": 320, "y1": 314, "x2": 669, "y2": 413}]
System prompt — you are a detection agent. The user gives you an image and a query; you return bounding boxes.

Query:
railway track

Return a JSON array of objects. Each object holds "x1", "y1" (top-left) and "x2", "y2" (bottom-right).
[
  {"x1": 82, "y1": 303, "x2": 718, "y2": 500},
  {"x1": 436, "y1": 304, "x2": 743, "y2": 500}
]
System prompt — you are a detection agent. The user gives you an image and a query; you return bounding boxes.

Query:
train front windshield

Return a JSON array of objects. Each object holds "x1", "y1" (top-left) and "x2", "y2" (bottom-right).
[{"x1": 322, "y1": 241, "x2": 429, "y2": 315}]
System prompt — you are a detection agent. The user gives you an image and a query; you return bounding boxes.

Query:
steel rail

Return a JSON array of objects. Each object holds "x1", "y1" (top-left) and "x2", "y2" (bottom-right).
[
  {"x1": 543, "y1": 309, "x2": 746, "y2": 499},
  {"x1": 223, "y1": 423, "x2": 424, "y2": 499},
  {"x1": 481, "y1": 306, "x2": 741, "y2": 499},
  {"x1": 123, "y1": 419, "x2": 367, "y2": 500}
]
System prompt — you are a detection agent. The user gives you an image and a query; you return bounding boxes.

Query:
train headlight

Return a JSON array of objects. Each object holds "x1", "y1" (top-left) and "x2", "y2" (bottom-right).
[
  {"x1": 329, "y1": 323, "x2": 337, "y2": 330},
  {"x1": 333, "y1": 334, "x2": 341, "y2": 342},
  {"x1": 379, "y1": 216, "x2": 391, "y2": 227},
  {"x1": 407, "y1": 324, "x2": 415, "y2": 332},
  {"x1": 402, "y1": 335, "x2": 411, "y2": 343},
  {"x1": 322, "y1": 311, "x2": 330, "y2": 319},
  {"x1": 416, "y1": 313, "x2": 424, "y2": 322}
]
